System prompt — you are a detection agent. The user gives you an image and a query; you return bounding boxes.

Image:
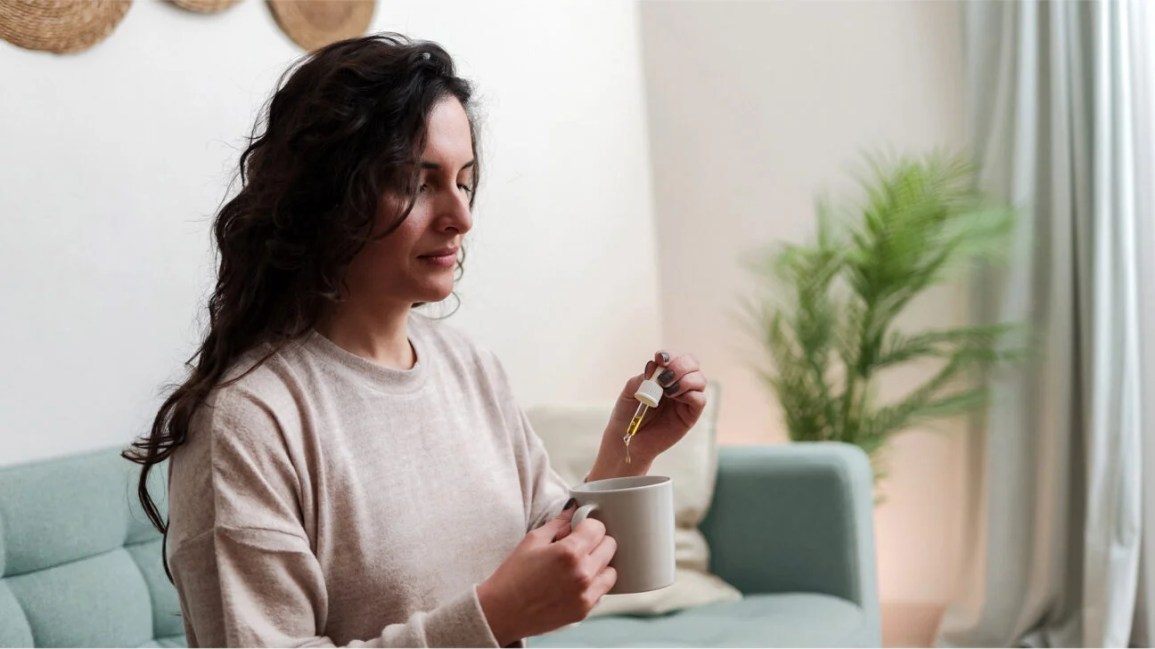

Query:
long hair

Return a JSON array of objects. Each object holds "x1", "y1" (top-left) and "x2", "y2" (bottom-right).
[{"x1": 123, "y1": 34, "x2": 479, "y2": 575}]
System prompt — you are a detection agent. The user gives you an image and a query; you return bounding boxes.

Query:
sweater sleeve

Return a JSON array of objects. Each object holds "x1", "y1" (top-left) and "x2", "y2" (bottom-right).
[
  {"x1": 515, "y1": 407, "x2": 573, "y2": 531},
  {"x1": 168, "y1": 389, "x2": 501, "y2": 648},
  {"x1": 474, "y1": 348, "x2": 571, "y2": 532}
]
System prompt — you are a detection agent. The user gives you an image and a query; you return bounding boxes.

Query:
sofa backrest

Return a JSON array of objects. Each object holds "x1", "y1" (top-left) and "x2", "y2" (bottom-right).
[{"x1": 0, "y1": 448, "x2": 184, "y2": 647}]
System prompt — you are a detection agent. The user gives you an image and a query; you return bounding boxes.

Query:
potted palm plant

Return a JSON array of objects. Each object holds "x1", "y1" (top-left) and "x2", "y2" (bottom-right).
[{"x1": 746, "y1": 152, "x2": 1020, "y2": 487}]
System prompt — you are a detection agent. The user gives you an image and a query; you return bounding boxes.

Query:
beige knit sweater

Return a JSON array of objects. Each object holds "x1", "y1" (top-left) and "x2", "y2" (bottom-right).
[{"x1": 166, "y1": 315, "x2": 572, "y2": 647}]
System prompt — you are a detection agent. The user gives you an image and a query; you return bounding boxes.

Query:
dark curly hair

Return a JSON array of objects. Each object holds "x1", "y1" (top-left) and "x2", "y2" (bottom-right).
[{"x1": 123, "y1": 33, "x2": 479, "y2": 574}]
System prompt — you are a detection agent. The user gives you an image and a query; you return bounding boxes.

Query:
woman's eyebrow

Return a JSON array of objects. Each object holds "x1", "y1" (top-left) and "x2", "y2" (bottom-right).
[{"x1": 419, "y1": 160, "x2": 477, "y2": 171}]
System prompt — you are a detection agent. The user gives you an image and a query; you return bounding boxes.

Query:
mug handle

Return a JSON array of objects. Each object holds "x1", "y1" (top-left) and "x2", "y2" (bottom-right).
[{"x1": 571, "y1": 503, "x2": 598, "y2": 527}]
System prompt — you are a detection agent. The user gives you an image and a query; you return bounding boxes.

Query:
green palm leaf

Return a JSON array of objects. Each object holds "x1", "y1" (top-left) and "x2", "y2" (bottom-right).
[{"x1": 747, "y1": 151, "x2": 1022, "y2": 488}]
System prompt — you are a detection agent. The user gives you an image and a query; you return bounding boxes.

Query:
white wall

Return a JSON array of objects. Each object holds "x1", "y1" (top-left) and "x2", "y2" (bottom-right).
[
  {"x1": 0, "y1": 0, "x2": 661, "y2": 465},
  {"x1": 638, "y1": 1, "x2": 968, "y2": 644}
]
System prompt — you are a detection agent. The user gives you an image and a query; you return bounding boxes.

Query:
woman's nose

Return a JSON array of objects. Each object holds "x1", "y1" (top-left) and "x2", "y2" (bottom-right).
[{"x1": 438, "y1": 188, "x2": 473, "y2": 234}]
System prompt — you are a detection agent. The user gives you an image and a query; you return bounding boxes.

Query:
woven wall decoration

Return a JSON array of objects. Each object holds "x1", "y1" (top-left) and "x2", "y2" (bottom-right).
[
  {"x1": 169, "y1": 0, "x2": 240, "y2": 14},
  {"x1": 0, "y1": 0, "x2": 132, "y2": 54},
  {"x1": 267, "y1": 0, "x2": 375, "y2": 52}
]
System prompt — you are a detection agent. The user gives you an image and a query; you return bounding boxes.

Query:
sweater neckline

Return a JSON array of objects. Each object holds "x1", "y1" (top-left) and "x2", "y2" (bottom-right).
[{"x1": 302, "y1": 321, "x2": 430, "y2": 395}]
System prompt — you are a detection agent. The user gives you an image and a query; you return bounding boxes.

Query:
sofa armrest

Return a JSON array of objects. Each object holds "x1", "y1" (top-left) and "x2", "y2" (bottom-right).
[{"x1": 699, "y1": 443, "x2": 879, "y2": 615}]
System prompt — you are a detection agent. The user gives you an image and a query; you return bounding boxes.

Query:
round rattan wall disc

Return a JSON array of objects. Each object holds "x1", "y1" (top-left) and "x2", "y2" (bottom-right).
[
  {"x1": 170, "y1": 0, "x2": 240, "y2": 13},
  {"x1": 267, "y1": 0, "x2": 374, "y2": 52},
  {"x1": 0, "y1": 0, "x2": 132, "y2": 54}
]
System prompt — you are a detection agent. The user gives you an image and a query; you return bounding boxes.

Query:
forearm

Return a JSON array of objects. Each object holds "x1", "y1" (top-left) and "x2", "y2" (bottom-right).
[
  {"x1": 476, "y1": 581, "x2": 518, "y2": 647},
  {"x1": 584, "y1": 430, "x2": 651, "y2": 482}
]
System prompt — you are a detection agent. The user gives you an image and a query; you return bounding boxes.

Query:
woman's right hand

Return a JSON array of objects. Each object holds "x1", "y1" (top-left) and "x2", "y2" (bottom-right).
[{"x1": 476, "y1": 506, "x2": 618, "y2": 645}]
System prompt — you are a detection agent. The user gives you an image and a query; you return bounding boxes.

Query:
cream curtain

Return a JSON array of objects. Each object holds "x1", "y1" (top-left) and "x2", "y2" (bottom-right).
[{"x1": 936, "y1": 1, "x2": 1155, "y2": 646}]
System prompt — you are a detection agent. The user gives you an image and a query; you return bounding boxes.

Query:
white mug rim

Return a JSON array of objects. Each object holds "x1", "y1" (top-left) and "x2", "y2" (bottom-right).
[{"x1": 572, "y1": 474, "x2": 670, "y2": 494}]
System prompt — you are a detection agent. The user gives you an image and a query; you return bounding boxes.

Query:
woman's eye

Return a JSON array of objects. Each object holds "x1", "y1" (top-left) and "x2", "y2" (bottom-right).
[
  {"x1": 418, "y1": 184, "x2": 430, "y2": 194},
  {"x1": 458, "y1": 184, "x2": 474, "y2": 195}
]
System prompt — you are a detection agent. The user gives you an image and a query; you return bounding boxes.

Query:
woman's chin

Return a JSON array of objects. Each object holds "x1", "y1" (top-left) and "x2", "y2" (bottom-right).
[{"x1": 418, "y1": 283, "x2": 455, "y2": 305}]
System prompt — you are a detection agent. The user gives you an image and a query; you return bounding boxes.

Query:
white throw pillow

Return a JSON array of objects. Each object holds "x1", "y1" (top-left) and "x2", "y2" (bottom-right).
[{"x1": 526, "y1": 382, "x2": 742, "y2": 616}]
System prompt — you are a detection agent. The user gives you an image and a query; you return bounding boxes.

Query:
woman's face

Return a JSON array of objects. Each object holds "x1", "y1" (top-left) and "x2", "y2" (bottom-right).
[{"x1": 343, "y1": 97, "x2": 475, "y2": 312}]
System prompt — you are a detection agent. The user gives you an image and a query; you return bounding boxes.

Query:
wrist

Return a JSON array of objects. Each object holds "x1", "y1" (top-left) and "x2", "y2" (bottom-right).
[
  {"x1": 476, "y1": 580, "x2": 517, "y2": 647},
  {"x1": 587, "y1": 438, "x2": 651, "y2": 481}
]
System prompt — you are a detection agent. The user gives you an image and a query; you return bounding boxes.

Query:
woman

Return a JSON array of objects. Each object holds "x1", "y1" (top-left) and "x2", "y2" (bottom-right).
[{"x1": 125, "y1": 33, "x2": 706, "y2": 647}]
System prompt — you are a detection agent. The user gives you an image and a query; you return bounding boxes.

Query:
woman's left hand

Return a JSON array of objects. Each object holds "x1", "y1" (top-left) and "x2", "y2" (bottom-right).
[{"x1": 589, "y1": 351, "x2": 707, "y2": 478}]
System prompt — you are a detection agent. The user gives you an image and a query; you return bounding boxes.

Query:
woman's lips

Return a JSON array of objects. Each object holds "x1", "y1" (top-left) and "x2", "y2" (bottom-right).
[{"x1": 418, "y1": 248, "x2": 458, "y2": 268}]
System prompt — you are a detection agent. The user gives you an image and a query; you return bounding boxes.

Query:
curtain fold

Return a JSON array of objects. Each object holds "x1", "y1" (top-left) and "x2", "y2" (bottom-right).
[
  {"x1": 937, "y1": 1, "x2": 1154, "y2": 646},
  {"x1": 1128, "y1": 2, "x2": 1155, "y2": 646}
]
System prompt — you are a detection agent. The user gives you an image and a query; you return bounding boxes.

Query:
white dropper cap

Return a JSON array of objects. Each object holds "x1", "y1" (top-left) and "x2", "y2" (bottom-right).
[{"x1": 634, "y1": 366, "x2": 666, "y2": 408}]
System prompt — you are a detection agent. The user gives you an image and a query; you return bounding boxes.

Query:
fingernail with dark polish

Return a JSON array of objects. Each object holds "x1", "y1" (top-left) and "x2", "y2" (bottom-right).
[
  {"x1": 663, "y1": 381, "x2": 680, "y2": 395},
  {"x1": 659, "y1": 351, "x2": 670, "y2": 364},
  {"x1": 659, "y1": 369, "x2": 675, "y2": 385},
  {"x1": 564, "y1": 498, "x2": 577, "y2": 510}
]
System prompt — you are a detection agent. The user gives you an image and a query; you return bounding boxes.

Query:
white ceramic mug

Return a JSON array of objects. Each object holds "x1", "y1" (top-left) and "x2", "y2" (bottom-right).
[{"x1": 570, "y1": 475, "x2": 675, "y2": 594}]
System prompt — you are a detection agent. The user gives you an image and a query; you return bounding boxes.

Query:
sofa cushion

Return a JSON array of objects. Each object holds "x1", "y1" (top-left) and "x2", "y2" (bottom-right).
[
  {"x1": 530, "y1": 593, "x2": 873, "y2": 648},
  {"x1": 0, "y1": 449, "x2": 184, "y2": 647},
  {"x1": 125, "y1": 540, "x2": 186, "y2": 639},
  {"x1": 527, "y1": 382, "x2": 741, "y2": 617},
  {"x1": 136, "y1": 636, "x2": 187, "y2": 648},
  {"x1": 6, "y1": 549, "x2": 154, "y2": 647},
  {"x1": 0, "y1": 452, "x2": 134, "y2": 577},
  {"x1": 0, "y1": 583, "x2": 33, "y2": 647}
]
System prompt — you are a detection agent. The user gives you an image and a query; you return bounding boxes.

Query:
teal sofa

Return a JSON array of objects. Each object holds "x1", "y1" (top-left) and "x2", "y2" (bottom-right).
[
  {"x1": 0, "y1": 443, "x2": 879, "y2": 647},
  {"x1": 0, "y1": 449, "x2": 182, "y2": 647}
]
